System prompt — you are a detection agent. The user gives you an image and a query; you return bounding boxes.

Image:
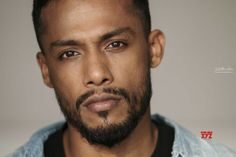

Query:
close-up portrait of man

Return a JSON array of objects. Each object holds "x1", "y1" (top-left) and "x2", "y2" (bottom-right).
[{"x1": 1, "y1": 0, "x2": 236, "y2": 157}]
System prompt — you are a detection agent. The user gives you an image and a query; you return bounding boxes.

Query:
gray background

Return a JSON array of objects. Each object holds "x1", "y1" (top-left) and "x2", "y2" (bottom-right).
[{"x1": 0, "y1": 0, "x2": 235, "y2": 156}]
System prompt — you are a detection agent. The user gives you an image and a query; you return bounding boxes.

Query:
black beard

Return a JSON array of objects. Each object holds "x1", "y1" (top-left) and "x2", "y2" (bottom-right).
[{"x1": 55, "y1": 72, "x2": 152, "y2": 148}]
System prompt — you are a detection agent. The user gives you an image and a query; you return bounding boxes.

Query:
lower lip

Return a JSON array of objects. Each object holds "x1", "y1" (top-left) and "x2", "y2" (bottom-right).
[{"x1": 86, "y1": 99, "x2": 119, "y2": 112}]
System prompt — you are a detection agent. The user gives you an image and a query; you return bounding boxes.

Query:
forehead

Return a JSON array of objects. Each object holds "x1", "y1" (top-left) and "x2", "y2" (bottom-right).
[
  {"x1": 41, "y1": 0, "x2": 135, "y2": 23},
  {"x1": 41, "y1": 0, "x2": 139, "y2": 33},
  {"x1": 40, "y1": 0, "x2": 143, "y2": 50}
]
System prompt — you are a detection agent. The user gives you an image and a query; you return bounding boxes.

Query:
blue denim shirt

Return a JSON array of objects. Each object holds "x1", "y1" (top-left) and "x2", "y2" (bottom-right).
[{"x1": 6, "y1": 114, "x2": 236, "y2": 157}]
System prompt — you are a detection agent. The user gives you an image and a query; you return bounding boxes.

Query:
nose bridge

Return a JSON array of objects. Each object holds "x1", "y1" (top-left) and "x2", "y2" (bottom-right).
[
  {"x1": 89, "y1": 52, "x2": 107, "y2": 73},
  {"x1": 83, "y1": 50, "x2": 113, "y2": 87}
]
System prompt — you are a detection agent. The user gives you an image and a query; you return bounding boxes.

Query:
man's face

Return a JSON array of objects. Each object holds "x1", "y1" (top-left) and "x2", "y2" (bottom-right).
[{"x1": 37, "y1": 0, "x2": 163, "y2": 147}]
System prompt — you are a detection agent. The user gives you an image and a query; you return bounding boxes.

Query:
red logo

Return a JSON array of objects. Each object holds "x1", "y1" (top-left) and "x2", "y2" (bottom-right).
[{"x1": 200, "y1": 131, "x2": 213, "y2": 139}]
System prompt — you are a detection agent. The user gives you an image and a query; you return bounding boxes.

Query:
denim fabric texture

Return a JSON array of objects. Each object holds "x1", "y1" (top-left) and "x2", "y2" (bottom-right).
[{"x1": 6, "y1": 114, "x2": 236, "y2": 157}]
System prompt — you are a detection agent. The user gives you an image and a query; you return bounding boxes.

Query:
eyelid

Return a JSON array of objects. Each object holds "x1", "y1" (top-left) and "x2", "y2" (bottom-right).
[
  {"x1": 58, "y1": 49, "x2": 81, "y2": 60},
  {"x1": 105, "y1": 40, "x2": 128, "y2": 50}
]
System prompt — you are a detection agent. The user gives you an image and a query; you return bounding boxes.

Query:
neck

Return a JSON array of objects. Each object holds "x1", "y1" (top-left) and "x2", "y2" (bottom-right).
[{"x1": 63, "y1": 110, "x2": 158, "y2": 157}]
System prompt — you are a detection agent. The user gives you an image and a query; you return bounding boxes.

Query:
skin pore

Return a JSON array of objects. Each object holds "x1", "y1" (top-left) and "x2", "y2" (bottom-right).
[{"x1": 36, "y1": 0, "x2": 165, "y2": 157}]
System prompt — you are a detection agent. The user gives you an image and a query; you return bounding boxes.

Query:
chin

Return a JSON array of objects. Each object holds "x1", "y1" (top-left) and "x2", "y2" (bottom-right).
[
  {"x1": 76, "y1": 109, "x2": 142, "y2": 147},
  {"x1": 80, "y1": 107, "x2": 130, "y2": 129},
  {"x1": 79, "y1": 99, "x2": 131, "y2": 128}
]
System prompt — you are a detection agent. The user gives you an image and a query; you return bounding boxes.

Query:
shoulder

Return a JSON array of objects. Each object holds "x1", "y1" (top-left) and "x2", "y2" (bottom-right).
[
  {"x1": 152, "y1": 114, "x2": 236, "y2": 157},
  {"x1": 5, "y1": 121, "x2": 65, "y2": 157}
]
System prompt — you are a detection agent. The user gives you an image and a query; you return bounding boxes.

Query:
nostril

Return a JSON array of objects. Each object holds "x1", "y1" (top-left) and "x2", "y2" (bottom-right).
[
  {"x1": 101, "y1": 78, "x2": 110, "y2": 84},
  {"x1": 87, "y1": 81, "x2": 94, "y2": 85},
  {"x1": 86, "y1": 78, "x2": 110, "y2": 86},
  {"x1": 84, "y1": 65, "x2": 113, "y2": 87}
]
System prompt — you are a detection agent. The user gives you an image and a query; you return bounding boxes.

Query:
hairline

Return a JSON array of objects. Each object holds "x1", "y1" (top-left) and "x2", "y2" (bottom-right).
[{"x1": 35, "y1": 0, "x2": 150, "y2": 51}]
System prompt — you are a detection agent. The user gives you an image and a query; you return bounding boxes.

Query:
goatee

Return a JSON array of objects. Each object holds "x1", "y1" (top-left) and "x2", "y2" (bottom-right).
[{"x1": 55, "y1": 73, "x2": 152, "y2": 147}]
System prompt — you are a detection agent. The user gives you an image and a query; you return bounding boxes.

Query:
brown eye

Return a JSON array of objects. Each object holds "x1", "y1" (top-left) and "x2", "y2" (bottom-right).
[
  {"x1": 106, "y1": 41, "x2": 127, "y2": 50},
  {"x1": 60, "y1": 51, "x2": 80, "y2": 59}
]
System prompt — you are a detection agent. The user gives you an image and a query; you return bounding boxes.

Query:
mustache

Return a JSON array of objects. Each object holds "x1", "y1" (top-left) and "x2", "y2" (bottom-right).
[{"x1": 76, "y1": 87, "x2": 130, "y2": 110}]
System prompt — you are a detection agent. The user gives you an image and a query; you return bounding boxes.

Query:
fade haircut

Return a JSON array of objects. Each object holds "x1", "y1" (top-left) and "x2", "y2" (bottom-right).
[{"x1": 32, "y1": 0, "x2": 151, "y2": 51}]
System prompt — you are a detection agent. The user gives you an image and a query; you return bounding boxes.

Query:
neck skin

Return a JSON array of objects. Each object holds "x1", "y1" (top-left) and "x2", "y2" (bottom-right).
[{"x1": 63, "y1": 108, "x2": 158, "y2": 157}]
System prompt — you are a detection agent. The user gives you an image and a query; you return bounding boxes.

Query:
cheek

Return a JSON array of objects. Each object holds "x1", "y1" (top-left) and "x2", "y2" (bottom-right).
[
  {"x1": 111, "y1": 48, "x2": 150, "y2": 89},
  {"x1": 48, "y1": 62, "x2": 83, "y2": 104}
]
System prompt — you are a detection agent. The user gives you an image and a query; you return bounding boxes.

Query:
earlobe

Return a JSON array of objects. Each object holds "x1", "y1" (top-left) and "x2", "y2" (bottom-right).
[
  {"x1": 36, "y1": 52, "x2": 53, "y2": 88},
  {"x1": 148, "y1": 29, "x2": 165, "y2": 68}
]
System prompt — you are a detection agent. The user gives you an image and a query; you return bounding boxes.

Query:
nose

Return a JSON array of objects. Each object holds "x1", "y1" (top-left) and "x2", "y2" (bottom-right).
[{"x1": 83, "y1": 53, "x2": 113, "y2": 88}]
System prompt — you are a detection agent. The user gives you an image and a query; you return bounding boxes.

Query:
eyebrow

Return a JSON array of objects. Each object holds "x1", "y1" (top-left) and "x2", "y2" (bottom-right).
[
  {"x1": 99, "y1": 27, "x2": 135, "y2": 41},
  {"x1": 50, "y1": 39, "x2": 83, "y2": 48},
  {"x1": 50, "y1": 27, "x2": 135, "y2": 48}
]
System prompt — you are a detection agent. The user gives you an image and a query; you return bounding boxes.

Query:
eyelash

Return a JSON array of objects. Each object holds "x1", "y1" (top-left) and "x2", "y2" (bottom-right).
[
  {"x1": 58, "y1": 41, "x2": 127, "y2": 60},
  {"x1": 105, "y1": 41, "x2": 127, "y2": 51},
  {"x1": 59, "y1": 50, "x2": 80, "y2": 59}
]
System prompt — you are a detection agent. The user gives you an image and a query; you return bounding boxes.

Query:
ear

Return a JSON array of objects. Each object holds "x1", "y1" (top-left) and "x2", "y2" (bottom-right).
[
  {"x1": 148, "y1": 29, "x2": 165, "y2": 68},
  {"x1": 36, "y1": 52, "x2": 53, "y2": 88}
]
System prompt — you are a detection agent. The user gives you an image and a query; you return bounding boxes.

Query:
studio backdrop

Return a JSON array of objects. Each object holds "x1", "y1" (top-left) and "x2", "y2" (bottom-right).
[{"x1": 0, "y1": 0, "x2": 235, "y2": 156}]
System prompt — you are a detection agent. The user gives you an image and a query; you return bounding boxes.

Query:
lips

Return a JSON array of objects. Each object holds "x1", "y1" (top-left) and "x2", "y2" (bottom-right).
[{"x1": 82, "y1": 95, "x2": 121, "y2": 113}]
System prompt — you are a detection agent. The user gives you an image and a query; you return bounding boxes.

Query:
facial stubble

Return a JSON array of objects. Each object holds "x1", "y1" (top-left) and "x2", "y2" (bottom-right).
[{"x1": 55, "y1": 71, "x2": 152, "y2": 147}]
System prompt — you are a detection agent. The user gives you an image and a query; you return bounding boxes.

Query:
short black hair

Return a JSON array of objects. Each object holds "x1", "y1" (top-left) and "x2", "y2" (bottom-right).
[{"x1": 32, "y1": 0, "x2": 151, "y2": 51}]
